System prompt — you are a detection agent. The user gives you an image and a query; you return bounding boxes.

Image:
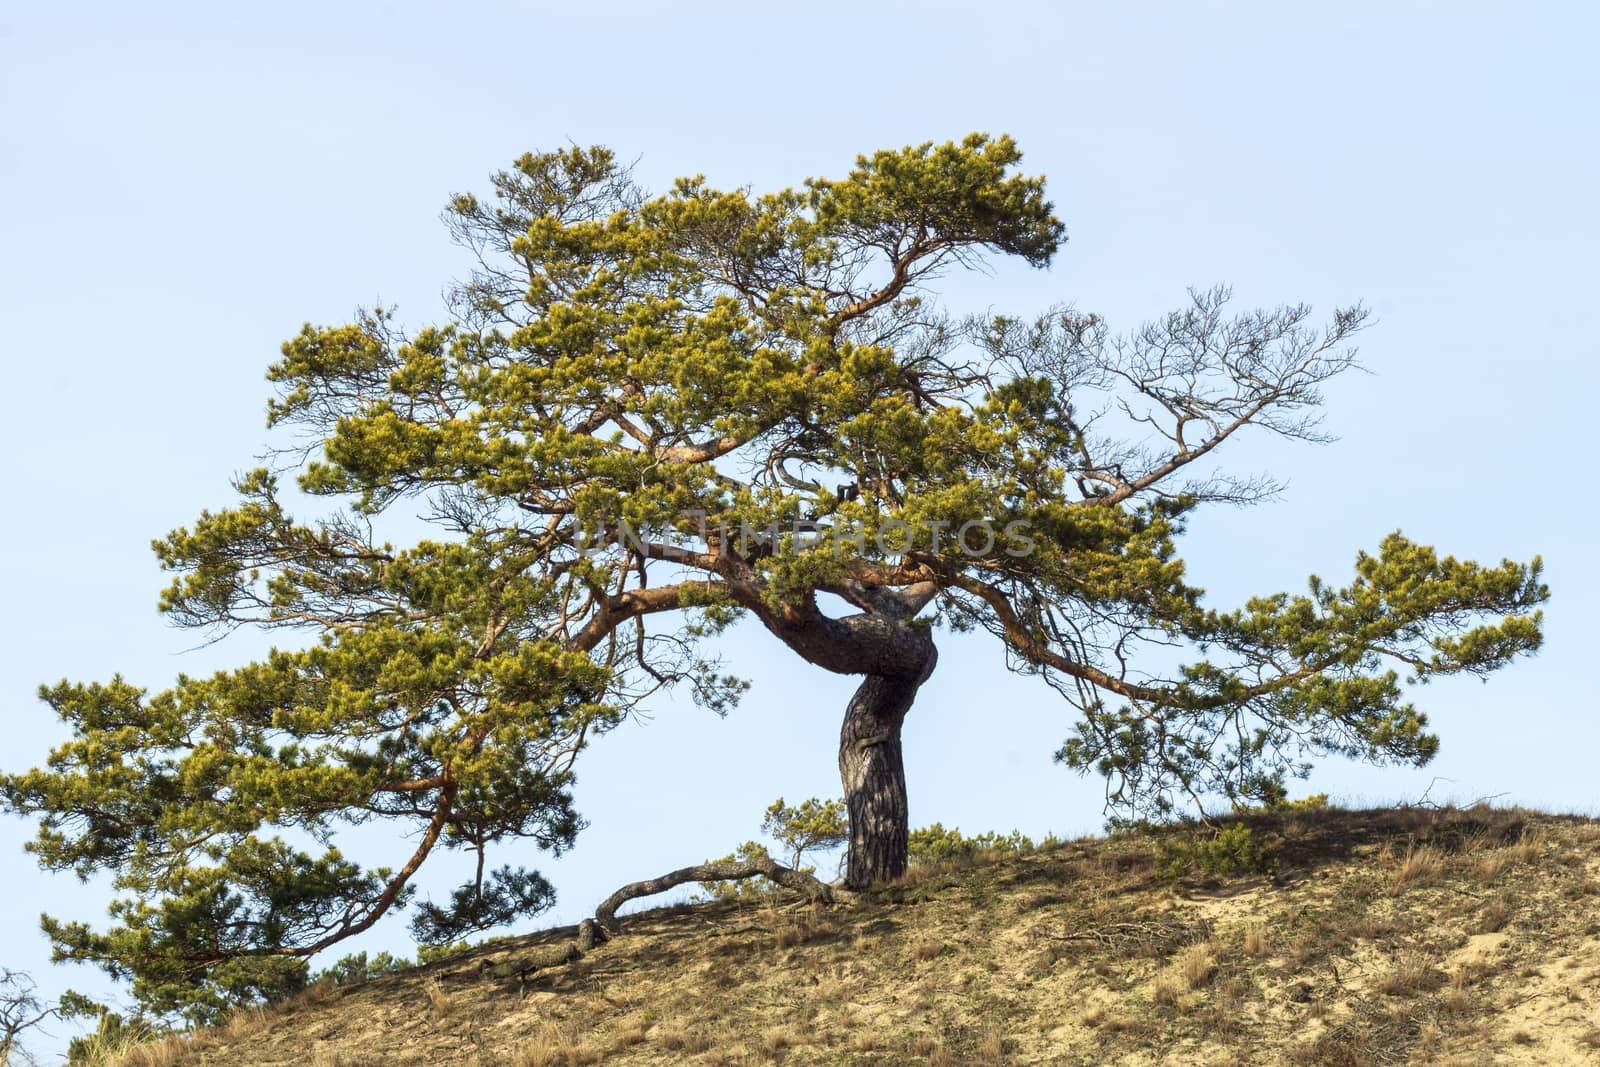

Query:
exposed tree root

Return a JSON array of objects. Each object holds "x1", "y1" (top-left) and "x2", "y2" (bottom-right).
[
  {"x1": 477, "y1": 860, "x2": 835, "y2": 989},
  {"x1": 594, "y1": 856, "x2": 834, "y2": 933}
]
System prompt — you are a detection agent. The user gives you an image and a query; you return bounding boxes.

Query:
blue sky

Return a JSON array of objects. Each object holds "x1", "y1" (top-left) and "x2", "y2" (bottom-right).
[{"x1": 2, "y1": 0, "x2": 1595, "y2": 1051}]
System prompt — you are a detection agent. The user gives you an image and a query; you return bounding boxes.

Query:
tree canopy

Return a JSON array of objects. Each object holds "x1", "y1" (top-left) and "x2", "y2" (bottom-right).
[{"x1": 1, "y1": 134, "x2": 1546, "y2": 1020}]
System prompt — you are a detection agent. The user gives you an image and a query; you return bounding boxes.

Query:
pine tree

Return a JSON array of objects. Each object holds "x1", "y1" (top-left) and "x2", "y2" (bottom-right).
[{"x1": 1, "y1": 136, "x2": 1546, "y2": 1018}]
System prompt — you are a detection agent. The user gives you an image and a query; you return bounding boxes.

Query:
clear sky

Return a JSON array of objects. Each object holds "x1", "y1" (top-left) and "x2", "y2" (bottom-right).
[{"x1": 3, "y1": 0, "x2": 1595, "y2": 1054}]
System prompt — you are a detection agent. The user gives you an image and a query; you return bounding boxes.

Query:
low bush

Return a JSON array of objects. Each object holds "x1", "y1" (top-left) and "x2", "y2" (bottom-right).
[{"x1": 1157, "y1": 823, "x2": 1280, "y2": 882}]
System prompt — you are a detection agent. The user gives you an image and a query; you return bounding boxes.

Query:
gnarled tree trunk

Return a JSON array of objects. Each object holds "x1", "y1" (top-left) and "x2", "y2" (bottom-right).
[
  {"x1": 740, "y1": 579, "x2": 942, "y2": 891},
  {"x1": 839, "y1": 646, "x2": 936, "y2": 889}
]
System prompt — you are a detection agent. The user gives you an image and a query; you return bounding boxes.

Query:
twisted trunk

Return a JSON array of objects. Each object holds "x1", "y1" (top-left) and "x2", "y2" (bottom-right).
[
  {"x1": 839, "y1": 645, "x2": 936, "y2": 889},
  {"x1": 733, "y1": 579, "x2": 941, "y2": 890}
]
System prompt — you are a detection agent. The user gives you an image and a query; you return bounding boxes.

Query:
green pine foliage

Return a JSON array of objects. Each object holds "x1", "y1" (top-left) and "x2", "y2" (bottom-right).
[
  {"x1": 65, "y1": 1010, "x2": 164, "y2": 1065},
  {"x1": 314, "y1": 950, "x2": 414, "y2": 988},
  {"x1": 0, "y1": 135, "x2": 1546, "y2": 1020},
  {"x1": 696, "y1": 797, "x2": 849, "y2": 900},
  {"x1": 1155, "y1": 823, "x2": 1282, "y2": 882},
  {"x1": 761, "y1": 797, "x2": 848, "y2": 871},
  {"x1": 694, "y1": 841, "x2": 781, "y2": 902},
  {"x1": 704, "y1": 801, "x2": 1048, "y2": 897},
  {"x1": 907, "y1": 823, "x2": 1040, "y2": 864}
]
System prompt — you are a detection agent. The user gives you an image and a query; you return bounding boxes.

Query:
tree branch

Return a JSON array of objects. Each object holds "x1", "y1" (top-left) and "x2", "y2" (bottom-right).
[{"x1": 594, "y1": 856, "x2": 833, "y2": 933}]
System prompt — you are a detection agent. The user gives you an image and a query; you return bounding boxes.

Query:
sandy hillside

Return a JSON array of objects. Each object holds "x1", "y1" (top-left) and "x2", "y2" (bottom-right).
[{"x1": 81, "y1": 805, "x2": 1600, "y2": 1066}]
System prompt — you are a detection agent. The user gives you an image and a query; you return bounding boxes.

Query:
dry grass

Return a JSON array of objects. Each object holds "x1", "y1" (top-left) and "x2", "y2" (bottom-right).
[
  {"x1": 1354, "y1": 912, "x2": 1394, "y2": 940},
  {"x1": 657, "y1": 1025, "x2": 712, "y2": 1054},
  {"x1": 606, "y1": 1016, "x2": 649, "y2": 1052},
  {"x1": 514, "y1": 1024, "x2": 600, "y2": 1067},
  {"x1": 116, "y1": 1038, "x2": 199, "y2": 1067},
  {"x1": 1440, "y1": 985, "x2": 1474, "y2": 1015},
  {"x1": 1474, "y1": 898, "x2": 1511, "y2": 933},
  {"x1": 422, "y1": 977, "x2": 454, "y2": 1018},
  {"x1": 1471, "y1": 849, "x2": 1510, "y2": 883},
  {"x1": 1505, "y1": 828, "x2": 1544, "y2": 864},
  {"x1": 773, "y1": 924, "x2": 806, "y2": 949},
  {"x1": 1242, "y1": 921, "x2": 1267, "y2": 958},
  {"x1": 1392, "y1": 843, "x2": 1447, "y2": 890},
  {"x1": 309, "y1": 1052, "x2": 381, "y2": 1067},
  {"x1": 757, "y1": 1027, "x2": 798, "y2": 1056},
  {"x1": 846, "y1": 1029, "x2": 881, "y2": 1054},
  {"x1": 1210, "y1": 978, "x2": 1247, "y2": 1032},
  {"x1": 1286, "y1": 935, "x2": 1317, "y2": 964},
  {"x1": 1180, "y1": 942, "x2": 1214, "y2": 989},
  {"x1": 1440, "y1": 960, "x2": 1491, "y2": 1016},
  {"x1": 86, "y1": 806, "x2": 1600, "y2": 1067},
  {"x1": 1375, "y1": 954, "x2": 1436, "y2": 996},
  {"x1": 220, "y1": 1007, "x2": 271, "y2": 1043}
]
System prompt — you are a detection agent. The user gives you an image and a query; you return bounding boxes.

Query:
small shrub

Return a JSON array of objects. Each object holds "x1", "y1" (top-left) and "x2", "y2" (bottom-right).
[
  {"x1": 414, "y1": 941, "x2": 472, "y2": 966},
  {"x1": 1266, "y1": 793, "x2": 1332, "y2": 814},
  {"x1": 695, "y1": 842, "x2": 778, "y2": 901},
  {"x1": 315, "y1": 950, "x2": 413, "y2": 987},
  {"x1": 908, "y1": 823, "x2": 1035, "y2": 865},
  {"x1": 1158, "y1": 824, "x2": 1280, "y2": 882},
  {"x1": 761, "y1": 797, "x2": 847, "y2": 871},
  {"x1": 699, "y1": 797, "x2": 850, "y2": 902}
]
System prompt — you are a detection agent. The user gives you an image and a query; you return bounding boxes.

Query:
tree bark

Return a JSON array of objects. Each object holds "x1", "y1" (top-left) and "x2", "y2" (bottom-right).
[{"x1": 839, "y1": 643, "x2": 937, "y2": 889}]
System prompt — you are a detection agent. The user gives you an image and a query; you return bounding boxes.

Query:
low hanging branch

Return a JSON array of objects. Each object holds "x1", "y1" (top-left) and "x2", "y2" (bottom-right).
[{"x1": 594, "y1": 856, "x2": 835, "y2": 933}]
